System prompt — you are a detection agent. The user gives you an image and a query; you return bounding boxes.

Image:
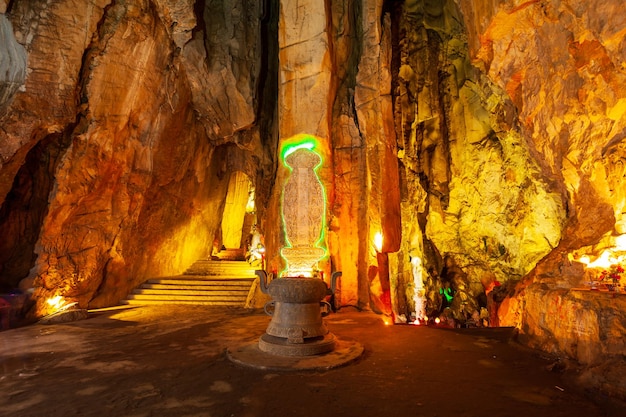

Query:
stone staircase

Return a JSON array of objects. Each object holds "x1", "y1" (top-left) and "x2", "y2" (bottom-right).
[{"x1": 122, "y1": 257, "x2": 257, "y2": 307}]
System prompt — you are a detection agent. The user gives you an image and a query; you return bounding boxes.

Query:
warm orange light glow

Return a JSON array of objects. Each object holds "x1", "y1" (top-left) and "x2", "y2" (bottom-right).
[
  {"x1": 575, "y1": 234, "x2": 626, "y2": 270},
  {"x1": 222, "y1": 171, "x2": 251, "y2": 248},
  {"x1": 374, "y1": 232, "x2": 383, "y2": 252},
  {"x1": 45, "y1": 295, "x2": 77, "y2": 314},
  {"x1": 434, "y1": 317, "x2": 441, "y2": 324},
  {"x1": 382, "y1": 315, "x2": 392, "y2": 326},
  {"x1": 578, "y1": 250, "x2": 619, "y2": 269},
  {"x1": 616, "y1": 234, "x2": 626, "y2": 251},
  {"x1": 245, "y1": 188, "x2": 256, "y2": 213},
  {"x1": 46, "y1": 295, "x2": 66, "y2": 311}
]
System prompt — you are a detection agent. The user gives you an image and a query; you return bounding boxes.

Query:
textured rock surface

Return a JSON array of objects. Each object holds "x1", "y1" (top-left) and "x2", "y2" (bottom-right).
[
  {"x1": 466, "y1": 1, "x2": 623, "y2": 333},
  {"x1": 0, "y1": 13, "x2": 26, "y2": 113},
  {"x1": 459, "y1": 0, "x2": 626, "y2": 397},
  {"x1": 0, "y1": 0, "x2": 277, "y2": 314},
  {"x1": 1, "y1": 0, "x2": 626, "y2": 399},
  {"x1": 392, "y1": 0, "x2": 565, "y2": 325}
]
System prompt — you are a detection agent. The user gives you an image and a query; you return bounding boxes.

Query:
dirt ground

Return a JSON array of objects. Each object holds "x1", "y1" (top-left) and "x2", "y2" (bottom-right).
[{"x1": 0, "y1": 305, "x2": 624, "y2": 417}]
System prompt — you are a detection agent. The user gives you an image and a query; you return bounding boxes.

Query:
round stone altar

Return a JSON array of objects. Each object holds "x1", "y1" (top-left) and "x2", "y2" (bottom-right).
[
  {"x1": 259, "y1": 277, "x2": 335, "y2": 356},
  {"x1": 227, "y1": 277, "x2": 364, "y2": 371}
]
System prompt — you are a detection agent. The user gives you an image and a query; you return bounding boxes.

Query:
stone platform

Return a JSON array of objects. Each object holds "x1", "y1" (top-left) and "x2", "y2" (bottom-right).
[{"x1": 227, "y1": 336, "x2": 363, "y2": 371}]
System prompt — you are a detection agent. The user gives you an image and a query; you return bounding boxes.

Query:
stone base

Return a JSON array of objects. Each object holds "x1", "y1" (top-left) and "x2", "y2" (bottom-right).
[
  {"x1": 226, "y1": 338, "x2": 364, "y2": 371},
  {"x1": 39, "y1": 308, "x2": 89, "y2": 325},
  {"x1": 259, "y1": 333, "x2": 335, "y2": 356}
]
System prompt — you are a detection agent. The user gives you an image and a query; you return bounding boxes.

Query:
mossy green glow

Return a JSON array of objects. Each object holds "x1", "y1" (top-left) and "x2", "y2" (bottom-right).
[{"x1": 279, "y1": 134, "x2": 328, "y2": 276}]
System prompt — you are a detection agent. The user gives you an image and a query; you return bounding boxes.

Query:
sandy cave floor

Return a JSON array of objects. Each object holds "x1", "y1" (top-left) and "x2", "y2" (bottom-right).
[{"x1": 0, "y1": 305, "x2": 624, "y2": 417}]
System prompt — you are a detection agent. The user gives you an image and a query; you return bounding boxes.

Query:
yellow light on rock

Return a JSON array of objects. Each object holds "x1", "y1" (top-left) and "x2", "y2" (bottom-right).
[
  {"x1": 374, "y1": 232, "x2": 383, "y2": 253},
  {"x1": 45, "y1": 295, "x2": 77, "y2": 314},
  {"x1": 616, "y1": 234, "x2": 626, "y2": 251},
  {"x1": 46, "y1": 295, "x2": 65, "y2": 310}
]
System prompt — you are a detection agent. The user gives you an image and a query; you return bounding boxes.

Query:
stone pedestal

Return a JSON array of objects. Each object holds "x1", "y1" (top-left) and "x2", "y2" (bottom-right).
[{"x1": 259, "y1": 277, "x2": 335, "y2": 356}]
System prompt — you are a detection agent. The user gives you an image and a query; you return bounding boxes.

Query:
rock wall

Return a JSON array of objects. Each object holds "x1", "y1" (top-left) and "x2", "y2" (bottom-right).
[
  {"x1": 0, "y1": 0, "x2": 277, "y2": 313},
  {"x1": 390, "y1": 0, "x2": 565, "y2": 326},
  {"x1": 1, "y1": 0, "x2": 625, "y2": 397},
  {"x1": 458, "y1": 0, "x2": 626, "y2": 398}
]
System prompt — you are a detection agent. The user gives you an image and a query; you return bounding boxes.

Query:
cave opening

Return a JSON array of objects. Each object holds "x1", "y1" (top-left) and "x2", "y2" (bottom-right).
[
  {"x1": 0, "y1": 131, "x2": 70, "y2": 292},
  {"x1": 219, "y1": 170, "x2": 256, "y2": 258}
]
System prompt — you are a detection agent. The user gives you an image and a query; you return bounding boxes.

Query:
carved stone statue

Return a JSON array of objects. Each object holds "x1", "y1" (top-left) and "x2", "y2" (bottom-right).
[{"x1": 281, "y1": 148, "x2": 326, "y2": 276}]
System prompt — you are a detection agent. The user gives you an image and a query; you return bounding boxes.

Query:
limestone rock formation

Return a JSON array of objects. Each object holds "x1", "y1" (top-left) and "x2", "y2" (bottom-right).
[
  {"x1": 1, "y1": 0, "x2": 626, "y2": 399},
  {"x1": 0, "y1": 0, "x2": 276, "y2": 314},
  {"x1": 0, "y1": 13, "x2": 26, "y2": 114}
]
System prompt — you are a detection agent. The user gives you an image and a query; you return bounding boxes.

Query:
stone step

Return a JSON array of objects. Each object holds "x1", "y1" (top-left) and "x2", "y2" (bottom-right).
[
  {"x1": 191, "y1": 259, "x2": 251, "y2": 265},
  {"x1": 195, "y1": 259, "x2": 248, "y2": 264},
  {"x1": 125, "y1": 293, "x2": 247, "y2": 302},
  {"x1": 185, "y1": 262, "x2": 255, "y2": 269},
  {"x1": 120, "y1": 299, "x2": 244, "y2": 306},
  {"x1": 183, "y1": 262, "x2": 256, "y2": 276},
  {"x1": 214, "y1": 249, "x2": 246, "y2": 261},
  {"x1": 183, "y1": 270, "x2": 256, "y2": 277},
  {"x1": 133, "y1": 288, "x2": 249, "y2": 296},
  {"x1": 122, "y1": 259, "x2": 258, "y2": 307},
  {"x1": 146, "y1": 277, "x2": 255, "y2": 285},
  {"x1": 141, "y1": 283, "x2": 252, "y2": 291},
  {"x1": 185, "y1": 262, "x2": 253, "y2": 267}
]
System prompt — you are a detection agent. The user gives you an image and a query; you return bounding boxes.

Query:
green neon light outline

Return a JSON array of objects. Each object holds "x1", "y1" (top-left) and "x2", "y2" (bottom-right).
[
  {"x1": 282, "y1": 141, "x2": 315, "y2": 160},
  {"x1": 279, "y1": 135, "x2": 328, "y2": 276}
]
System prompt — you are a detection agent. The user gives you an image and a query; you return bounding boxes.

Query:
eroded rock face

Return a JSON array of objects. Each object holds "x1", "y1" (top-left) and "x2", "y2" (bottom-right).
[
  {"x1": 0, "y1": 0, "x2": 276, "y2": 313},
  {"x1": 390, "y1": 0, "x2": 565, "y2": 325},
  {"x1": 1, "y1": 0, "x2": 625, "y2": 398},
  {"x1": 457, "y1": 0, "x2": 626, "y2": 397},
  {"x1": 0, "y1": 13, "x2": 26, "y2": 114},
  {"x1": 460, "y1": 0, "x2": 625, "y2": 352}
]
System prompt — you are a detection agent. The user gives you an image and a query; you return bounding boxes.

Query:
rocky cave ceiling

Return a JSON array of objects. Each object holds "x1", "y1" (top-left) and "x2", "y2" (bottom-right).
[{"x1": 1, "y1": 0, "x2": 626, "y2": 396}]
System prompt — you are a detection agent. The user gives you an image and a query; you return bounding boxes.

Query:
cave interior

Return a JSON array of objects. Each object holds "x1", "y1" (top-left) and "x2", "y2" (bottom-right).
[{"x1": 1, "y1": 0, "x2": 625, "y2": 400}]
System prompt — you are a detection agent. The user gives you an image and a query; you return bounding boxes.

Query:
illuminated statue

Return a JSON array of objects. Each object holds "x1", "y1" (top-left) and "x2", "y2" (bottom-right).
[
  {"x1": 245, "y1": 225, "x2": 264, "y2": 266},
  {"x1": 280, "y1": 145, "x2": 326, "y2": 276}
]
